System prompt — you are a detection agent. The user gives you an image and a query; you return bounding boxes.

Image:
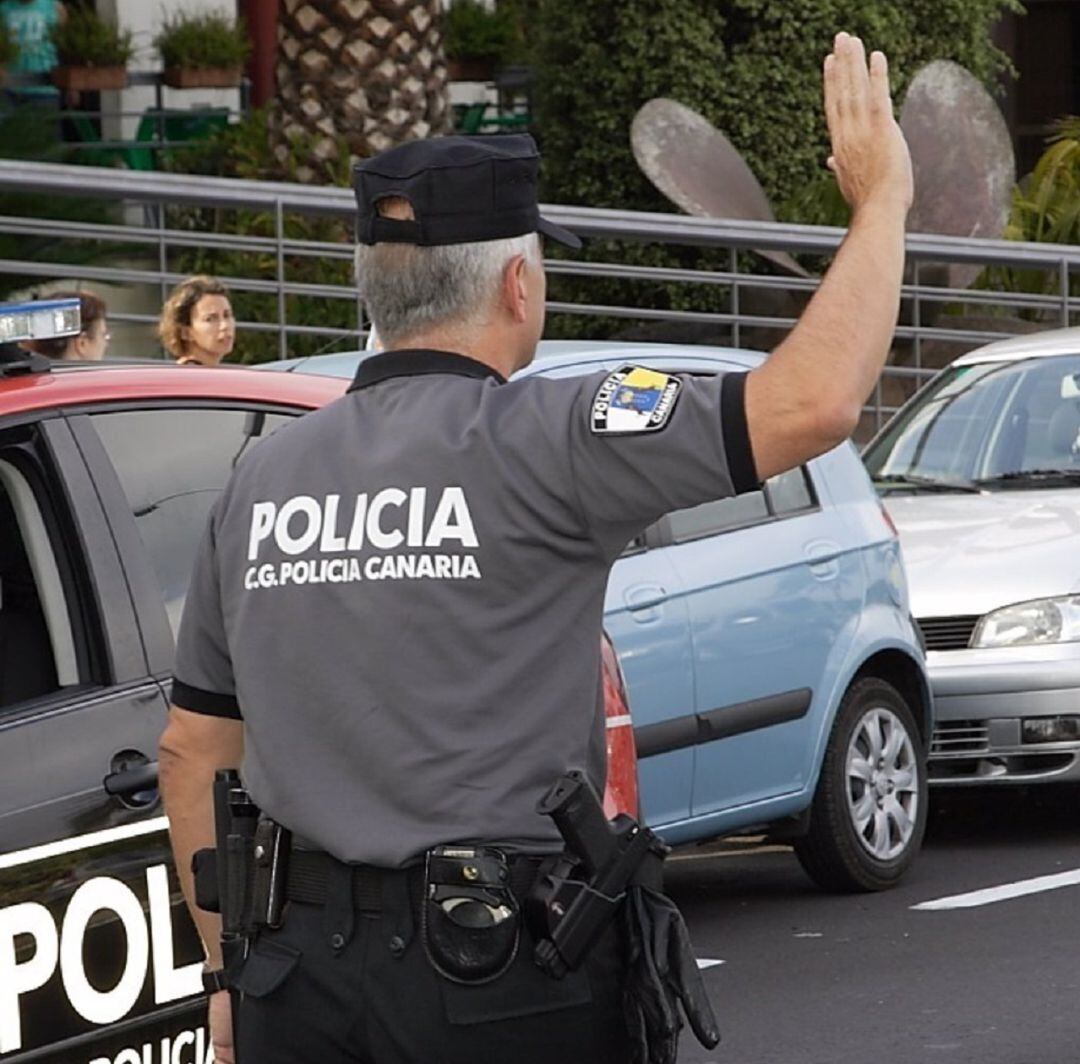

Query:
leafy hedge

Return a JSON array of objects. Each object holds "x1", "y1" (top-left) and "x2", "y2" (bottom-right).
[
  {"x1": 531, "y1": 0, "x2": 1022, "y2": 339},
  {"x1": 534, "y1": 0, "x2": 1020, "y2": 213}
]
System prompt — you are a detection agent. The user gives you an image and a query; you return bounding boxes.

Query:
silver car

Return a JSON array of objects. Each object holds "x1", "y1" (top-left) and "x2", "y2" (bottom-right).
[{"x1": 863, "y1": 328, "x2": 1080, "y2": 786}]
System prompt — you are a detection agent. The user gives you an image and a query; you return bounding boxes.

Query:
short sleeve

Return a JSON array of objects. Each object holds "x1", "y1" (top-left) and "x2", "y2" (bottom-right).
[
  {"x1": 559, "y1": 369, "x2": 760, "y2": 558},
  {"x1": 171, "y1": 500, "x2": 241, "y2": 718}
]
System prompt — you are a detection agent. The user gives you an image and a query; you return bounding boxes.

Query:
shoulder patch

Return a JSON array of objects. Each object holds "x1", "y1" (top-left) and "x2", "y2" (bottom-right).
[{"x1": 590, "y1": 365, "x2": 682, "y2": 435}]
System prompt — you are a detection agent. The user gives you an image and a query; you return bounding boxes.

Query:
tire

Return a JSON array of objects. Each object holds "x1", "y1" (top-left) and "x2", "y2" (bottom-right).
[{"x1": 793, "y1": 676, "x2": 927, "y2": 892}]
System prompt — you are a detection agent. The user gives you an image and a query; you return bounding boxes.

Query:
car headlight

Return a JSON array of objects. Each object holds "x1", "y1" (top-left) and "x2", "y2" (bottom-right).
[{"x1": 972, "y1": 596, "x2": 1080, "y2": 648}]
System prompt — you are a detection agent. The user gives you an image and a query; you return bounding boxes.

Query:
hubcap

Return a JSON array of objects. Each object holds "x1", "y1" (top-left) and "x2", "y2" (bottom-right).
[{"x1": 845, "y1": 707, "x2": 920, "y2": 861}]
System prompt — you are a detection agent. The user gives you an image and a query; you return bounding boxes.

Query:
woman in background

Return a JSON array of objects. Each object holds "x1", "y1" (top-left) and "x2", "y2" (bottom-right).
[
  {"x1": 28, "y1": 289, "x2": 109, "y2": 361},
  {"x1": 158, "y1": 275, "x2": 236, "y2": 366}
]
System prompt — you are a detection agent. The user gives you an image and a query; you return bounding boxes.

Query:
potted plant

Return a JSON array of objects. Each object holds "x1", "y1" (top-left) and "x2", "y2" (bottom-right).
[
  {"x1": 49, "y1": 8, "x2": 134, "y2": 92},
  {"x1": 155, "y1": 9, "x2": 251, "y2": 89},
  {"x1": 443, "y1": 0, "x2": 517, "y2": 81}
]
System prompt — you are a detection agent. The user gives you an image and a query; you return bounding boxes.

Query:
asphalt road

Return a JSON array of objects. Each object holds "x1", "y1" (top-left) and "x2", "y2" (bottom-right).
[{"x1": 668, "y1": 785, "x2": 1080, "y2": 1064}]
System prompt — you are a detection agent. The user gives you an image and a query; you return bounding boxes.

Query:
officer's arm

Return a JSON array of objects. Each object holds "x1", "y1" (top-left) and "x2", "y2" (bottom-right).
[
  {"x1": 744, "y1": 34, "x2": 912, "y2": 481},
  {"x1": 159, "y1": 705, "x2": 244, "y2": 969}
]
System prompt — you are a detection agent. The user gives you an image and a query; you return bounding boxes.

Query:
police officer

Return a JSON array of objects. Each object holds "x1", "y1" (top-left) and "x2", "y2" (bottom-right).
[{"x1": 160, "y1": 32, "x2": 912, "y2": 1064}]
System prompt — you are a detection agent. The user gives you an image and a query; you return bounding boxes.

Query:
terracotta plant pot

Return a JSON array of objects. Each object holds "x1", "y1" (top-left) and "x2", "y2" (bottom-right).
[
  {"x1": 163, "y1": 65, "x2": 242, "y2": 89},
  {"x1": 52, "y1": 65, "x2": 128, "y2": 91},
  {"x1": 447, "y1": 57, "x2": 495, "y2": 81}
]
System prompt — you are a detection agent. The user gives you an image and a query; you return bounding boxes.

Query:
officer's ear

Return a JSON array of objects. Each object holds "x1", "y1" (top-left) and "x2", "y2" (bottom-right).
[{"x1": 502, "y1": 253, "x2": 531, "y2": 325}]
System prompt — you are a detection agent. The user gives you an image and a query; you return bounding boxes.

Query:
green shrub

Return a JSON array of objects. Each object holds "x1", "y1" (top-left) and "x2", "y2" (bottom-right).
[
  {"x1": 532, "y1": 0, "x2": 1022, "y2": 340},
  {"x1": 0, "y1": 105, "x2": 118, "y2": 300},
  {"x1": 49, "y1": 7, "x2": 134, "y2": 67},
  {"x1": 978, "y1": 116, "x2": 1080, "y2": 304},
  {"x1": 535, "y1": 0, "x2": 1019, "y2": 214},
  {"x1": 444, "y1": 0, "x2": 518, "y2": 63},
  {"x1": 155, "y1": 9, "x2": 251, "y2": 70}
]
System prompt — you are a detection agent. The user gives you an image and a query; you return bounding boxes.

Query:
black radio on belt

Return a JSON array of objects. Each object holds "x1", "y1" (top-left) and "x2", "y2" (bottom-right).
[
  {"x1": 528, "y1": 771, "x2": 667, "y2": 978},
  {"x1": 192, "y1": 771, "x2": 291, "y2": 933}
]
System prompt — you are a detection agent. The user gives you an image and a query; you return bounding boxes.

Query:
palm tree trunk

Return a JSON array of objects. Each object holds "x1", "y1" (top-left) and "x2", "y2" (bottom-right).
[{"x1": 274, "y1": 0, "x2": 451, "y2": 183}]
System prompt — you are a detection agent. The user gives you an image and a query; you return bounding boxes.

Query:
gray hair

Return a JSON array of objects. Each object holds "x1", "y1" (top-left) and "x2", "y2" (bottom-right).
[{"x1": 354, "y1": 232, "x2": 542, "y2": 347}]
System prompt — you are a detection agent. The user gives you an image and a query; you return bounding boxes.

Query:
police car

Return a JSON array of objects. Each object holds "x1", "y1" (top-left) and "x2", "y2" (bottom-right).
[{"x1": 0, "y1": 326, "x2": 638, "y2": 1062}]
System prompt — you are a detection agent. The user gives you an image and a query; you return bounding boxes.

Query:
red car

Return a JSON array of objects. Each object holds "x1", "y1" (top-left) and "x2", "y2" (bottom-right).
[{"x1": 0, "y1": 356, "x2": 637, "y2": 1061}]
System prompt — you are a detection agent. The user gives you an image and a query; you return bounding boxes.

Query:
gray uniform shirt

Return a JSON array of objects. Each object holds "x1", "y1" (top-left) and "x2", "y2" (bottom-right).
[{"x1": 173, "y1": 349, "x2": 757, "y2": 866}]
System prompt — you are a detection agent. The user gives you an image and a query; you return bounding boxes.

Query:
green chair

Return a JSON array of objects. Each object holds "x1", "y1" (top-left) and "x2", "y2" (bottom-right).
[{"x1": 66, "y1": 107, "x2": 230, "y2": 171}]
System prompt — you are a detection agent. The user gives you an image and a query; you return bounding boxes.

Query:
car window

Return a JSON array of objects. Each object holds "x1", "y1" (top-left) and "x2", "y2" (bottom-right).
[
  {"x1": 90, "y1": 408, "x2": 296, "y2": 635},
  {"x1": 864, "y1": 356, "x2": 1080, "y2": 481},
  {"x1": 665, "y1": 467, "x2": 817, "y2": 544},
  {"x1": 0, "y1": 459, "x2": 76, "y2": 707},
  {"x1": 764, "y1": 465, "x2": 815, "y2": 514}
]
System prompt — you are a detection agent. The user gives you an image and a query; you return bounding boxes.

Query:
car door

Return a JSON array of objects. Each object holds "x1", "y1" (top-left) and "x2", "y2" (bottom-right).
[
  {"x1": 657, "y1": 462, "x2": 864, "y2": 817},
  {"x1": 0, "y1": 417, "x2": 167, "y2": 854},
  {"x1": 0, "y1": 416, "x2": 207, "y2": 1062},
  {"x1": 0, "y1": 402, "x2": 304, "y2": 1062}
]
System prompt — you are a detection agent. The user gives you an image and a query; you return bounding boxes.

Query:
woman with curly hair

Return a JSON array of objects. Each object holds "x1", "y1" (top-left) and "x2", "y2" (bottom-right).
[{"x1": 158, "y1": 275, "x2": 236, "y2": 365}]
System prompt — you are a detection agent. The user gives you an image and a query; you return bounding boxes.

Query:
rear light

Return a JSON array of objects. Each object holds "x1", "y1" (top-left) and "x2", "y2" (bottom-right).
[{"x1": 600, "y1": 632, "x2": 641, "y2": 820}]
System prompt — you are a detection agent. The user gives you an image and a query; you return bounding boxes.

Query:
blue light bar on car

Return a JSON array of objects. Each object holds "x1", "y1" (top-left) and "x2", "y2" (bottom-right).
[{"x1": 0, "y1": 298, "x2": 81, "y2": 344}]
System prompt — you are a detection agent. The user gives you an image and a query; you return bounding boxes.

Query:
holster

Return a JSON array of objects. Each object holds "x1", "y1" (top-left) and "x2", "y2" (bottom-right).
[
  {"x1": 192, "y1": 771, "x2": 291, "y2": 934},
  {"x1": 420, "y1": 845, "x2": 520, "y2": 985}
]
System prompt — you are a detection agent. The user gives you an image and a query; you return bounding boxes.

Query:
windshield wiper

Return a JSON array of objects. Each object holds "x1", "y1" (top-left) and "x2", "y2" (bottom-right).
[
  {"x1": 975, "y1": 468, "x2": 1080, "y2": 487},
  {"x1": 871, "y1": 473, "x2": 983, "y2": 494}
]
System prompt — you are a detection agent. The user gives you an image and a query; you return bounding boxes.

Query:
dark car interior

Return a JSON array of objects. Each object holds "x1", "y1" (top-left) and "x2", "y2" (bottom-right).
[{"x1": 0, "y1": 483, "x2": 57, "y2": 706}]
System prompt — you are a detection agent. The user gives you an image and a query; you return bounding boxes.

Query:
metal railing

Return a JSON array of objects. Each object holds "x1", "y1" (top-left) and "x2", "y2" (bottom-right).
[{"x1": 3, "y1": 158, "x2": 1080, "y2": 431}]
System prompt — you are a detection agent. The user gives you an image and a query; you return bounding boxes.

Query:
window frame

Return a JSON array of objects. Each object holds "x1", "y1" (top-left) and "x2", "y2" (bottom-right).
[{"x1": 650, "y1": 464, "x2": 821, "y2": 548}]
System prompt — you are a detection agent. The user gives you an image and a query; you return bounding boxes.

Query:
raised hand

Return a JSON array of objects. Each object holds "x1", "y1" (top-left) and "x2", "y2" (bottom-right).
[{"x1": 824, "y1": 33, "x2": 913, "y2": 216}]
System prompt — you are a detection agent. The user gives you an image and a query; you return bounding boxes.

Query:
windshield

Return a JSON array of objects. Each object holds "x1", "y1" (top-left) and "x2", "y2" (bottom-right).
[{"x1": 864, "y1": 355, "x2": 1080, "y2": 489}]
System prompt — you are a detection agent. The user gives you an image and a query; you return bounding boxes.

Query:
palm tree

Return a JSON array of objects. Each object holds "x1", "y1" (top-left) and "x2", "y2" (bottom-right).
[{"x1": 273, "y1": 0, "x2": 452, "y2": 183}]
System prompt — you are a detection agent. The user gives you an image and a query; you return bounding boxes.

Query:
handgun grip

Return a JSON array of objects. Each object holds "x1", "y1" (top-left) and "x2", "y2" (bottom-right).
[{"x1": 537, "y1": 771, "x2": 616, "y2": 877}]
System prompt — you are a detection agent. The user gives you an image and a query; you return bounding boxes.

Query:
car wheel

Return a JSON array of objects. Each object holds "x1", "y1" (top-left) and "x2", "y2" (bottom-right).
[{"x1": 794, "y1": 676, "x2": 927, "y2": 892}]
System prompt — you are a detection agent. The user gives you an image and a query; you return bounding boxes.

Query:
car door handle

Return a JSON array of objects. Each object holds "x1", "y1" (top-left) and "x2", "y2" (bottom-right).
[
  {"x1": 103, "y1": 760, "x2": 159, "y2": 796},
  {"x1": 624, "y1": 583, "x2": 669, "y2": 611},
  {"x1": 804, "y1": 539, "x2": 841, "y2": 565}
]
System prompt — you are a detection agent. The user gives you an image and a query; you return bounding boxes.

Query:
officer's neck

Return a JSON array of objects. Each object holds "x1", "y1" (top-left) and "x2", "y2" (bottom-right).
[{"x1": 394, "y1": 323, "x2": 532, "y2": 381}]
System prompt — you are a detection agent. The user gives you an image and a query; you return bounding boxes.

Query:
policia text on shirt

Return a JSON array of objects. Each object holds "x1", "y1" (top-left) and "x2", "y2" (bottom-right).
[{"x1": 158, "y1": 31, "x2": 913, "y2": 1064}]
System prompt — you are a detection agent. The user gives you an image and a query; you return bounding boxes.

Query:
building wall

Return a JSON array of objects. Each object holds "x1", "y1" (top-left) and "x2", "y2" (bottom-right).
[{"x1": 997, "y1": 0, "x2": 1080, "y2": 176}]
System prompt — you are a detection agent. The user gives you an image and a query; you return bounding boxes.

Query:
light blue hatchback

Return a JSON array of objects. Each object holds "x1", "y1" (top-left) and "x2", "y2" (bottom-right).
[{"x1": 265, "y1": 342, "x2": 932, "y2": 891}]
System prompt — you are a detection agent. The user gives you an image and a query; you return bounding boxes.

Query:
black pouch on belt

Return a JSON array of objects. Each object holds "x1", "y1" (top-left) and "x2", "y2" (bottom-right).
[{"x1": 421, "y1": 845, "x2": 520, "y2": 985}]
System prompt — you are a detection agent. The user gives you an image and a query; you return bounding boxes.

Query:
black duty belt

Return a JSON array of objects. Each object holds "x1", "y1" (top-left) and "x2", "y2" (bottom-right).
[
  {"x1": 286, "y1": 850, "x2": 389, "y2": 910},
  {"x1": 285, "y1": 848, "x2": 544, "y2": 911}
]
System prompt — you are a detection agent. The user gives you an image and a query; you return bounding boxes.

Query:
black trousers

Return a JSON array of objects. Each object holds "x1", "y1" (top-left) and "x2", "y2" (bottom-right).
[{"x1": 232, "y1": 861, "x2": 630, "y2": 1064}]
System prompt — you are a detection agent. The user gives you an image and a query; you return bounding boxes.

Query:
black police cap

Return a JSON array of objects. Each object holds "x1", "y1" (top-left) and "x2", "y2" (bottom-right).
[{"x1": 353, "y1": 134, "x2": 581, "y2": 249}]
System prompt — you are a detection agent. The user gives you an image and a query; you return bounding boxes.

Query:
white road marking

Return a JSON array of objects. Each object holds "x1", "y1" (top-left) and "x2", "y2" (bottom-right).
[
  {"x1": 0, "y1": 816, "x2": 169, "y2": 870},
  {"x1": 696, "y1": 958, "x2": 725, "y2": 969},
  {"x1": 912, "y1": 868, "x2": 1080, "y2": 910}
]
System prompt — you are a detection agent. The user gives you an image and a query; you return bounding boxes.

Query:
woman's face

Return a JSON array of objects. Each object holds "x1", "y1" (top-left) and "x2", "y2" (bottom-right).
[
  {"x1": 70, "y1": 318, "x2": 109, "y2": 361},
  {"x1": 183, "y1": 294, "x2": 235, "y2": 364}
]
